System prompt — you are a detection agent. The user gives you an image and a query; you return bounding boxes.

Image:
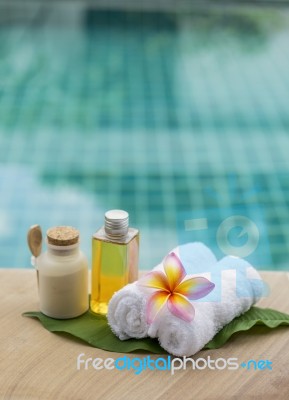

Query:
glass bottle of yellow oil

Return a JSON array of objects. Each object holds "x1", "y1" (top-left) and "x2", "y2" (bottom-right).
[{"x1": 90, "y1": 210, "x2": 139, "y2": 314}]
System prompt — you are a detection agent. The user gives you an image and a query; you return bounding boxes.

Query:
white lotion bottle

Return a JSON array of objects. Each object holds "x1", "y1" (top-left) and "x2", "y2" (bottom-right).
[{"x1": 37, "y1": 226, "x2": 89, "y2": 319}]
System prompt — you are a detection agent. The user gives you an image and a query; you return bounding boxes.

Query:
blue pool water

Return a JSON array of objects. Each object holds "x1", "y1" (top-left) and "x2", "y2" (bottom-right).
[{"x1": 0, "y1": 3, "x2": 289, "y2": 270}]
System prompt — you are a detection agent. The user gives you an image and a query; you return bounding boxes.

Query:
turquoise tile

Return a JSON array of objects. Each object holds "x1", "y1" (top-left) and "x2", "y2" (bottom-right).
[{"x1": 0, "y1": 6, "x2": 289, "y2": 269}]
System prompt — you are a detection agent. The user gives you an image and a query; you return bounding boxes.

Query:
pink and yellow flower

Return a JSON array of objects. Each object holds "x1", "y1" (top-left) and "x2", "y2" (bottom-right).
[{"x1": 137, "y1": 252, "x2": 215, "y2": 324}]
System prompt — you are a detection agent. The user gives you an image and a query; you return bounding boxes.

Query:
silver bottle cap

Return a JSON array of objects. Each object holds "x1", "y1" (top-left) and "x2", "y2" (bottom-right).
[{"x1": 104, "y1": 210, "x2": 129, "y2": 238}]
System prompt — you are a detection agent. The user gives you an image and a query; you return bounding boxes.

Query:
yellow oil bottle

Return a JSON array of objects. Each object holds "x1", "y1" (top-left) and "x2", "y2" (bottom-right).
[{"x1": 90, "y1": 210, "x2": 139, "y2": 314}]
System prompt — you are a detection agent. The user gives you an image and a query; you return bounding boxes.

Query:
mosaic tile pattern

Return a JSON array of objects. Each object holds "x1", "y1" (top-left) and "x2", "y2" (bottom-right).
[{"x1": 0, "y1": 5, "x2": 288, "y2": 270}]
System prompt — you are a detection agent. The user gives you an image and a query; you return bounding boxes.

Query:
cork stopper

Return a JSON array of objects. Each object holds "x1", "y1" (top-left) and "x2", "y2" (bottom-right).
[{"x1": 47, "y1": 226, "x2": 79, "y2": 246}]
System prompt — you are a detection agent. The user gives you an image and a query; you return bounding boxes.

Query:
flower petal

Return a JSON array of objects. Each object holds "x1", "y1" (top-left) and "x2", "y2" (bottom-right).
[
  {"x1": 146, "y1": 291, "x2": 170, "y2": 324},
  {"x1": 175, "y1": 277, "x2": 215, "y2": 300},
  {"x1": 137, "y1": 271, "x2": 170, "y2": 291},
  {"x1": 163, "y1": 252, "x2": 186, "y2": 291},
  {"x1": 167, "y1": 293, "x2": 195, "y2": 322}
]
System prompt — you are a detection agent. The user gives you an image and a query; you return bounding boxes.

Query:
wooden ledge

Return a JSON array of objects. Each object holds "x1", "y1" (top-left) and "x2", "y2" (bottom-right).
[{"x1": 0, "y1": 269, "x2": 289, "y2": 399}]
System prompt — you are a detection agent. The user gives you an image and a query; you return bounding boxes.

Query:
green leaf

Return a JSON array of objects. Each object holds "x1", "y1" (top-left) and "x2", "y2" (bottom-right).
[
  {"x1": 204, "y1": 306, "x2": 289, "y2": 349},
  {"x1": 23, "y1": 310, "x2": 165, "y2": 354},
  {"x1": 23, "y1": 306, "x2": 289, "y2": 354}
]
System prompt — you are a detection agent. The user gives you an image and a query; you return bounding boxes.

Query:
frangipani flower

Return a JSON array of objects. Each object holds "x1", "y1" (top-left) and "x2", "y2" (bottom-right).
[{"x1": 137, "y1": 252, "x2": 215, "y2": 324}]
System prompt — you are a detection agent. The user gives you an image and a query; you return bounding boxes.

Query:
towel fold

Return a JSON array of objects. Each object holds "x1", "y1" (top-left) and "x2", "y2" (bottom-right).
[
  {"x1": 107, "y1": 283, "x2": 148, "y2": 340},
  {"x1": 154, "y1": 256, "x2": 263, "y2": 356},
  {"x1": 151, "y1": 302, "x2": 215, "y2": 357},
  {"x1": 108, "y1": 242, "x2": 265, "y2": 357},
  {"x1": 107, "y1": 242, "x2": 217, "y2": 340}
]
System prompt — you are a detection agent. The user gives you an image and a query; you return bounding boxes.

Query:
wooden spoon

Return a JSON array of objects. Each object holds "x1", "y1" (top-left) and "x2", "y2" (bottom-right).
[
  {"x1": 27, "y1": 225, "x2": 42, "y2": 287},
  {"x1": 27, "y1": 224, "x2": 42, "y2": 258}
]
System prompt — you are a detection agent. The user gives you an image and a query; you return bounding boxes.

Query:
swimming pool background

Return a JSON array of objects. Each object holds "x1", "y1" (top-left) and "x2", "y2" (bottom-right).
[{"x1": 0, "y1": 2, "x2": 289, "y2": 270}]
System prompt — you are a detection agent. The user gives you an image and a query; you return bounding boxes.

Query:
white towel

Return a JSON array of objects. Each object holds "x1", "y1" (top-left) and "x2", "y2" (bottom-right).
[
  {"x1": 107, "y1": 283, "x2": 148, "y2": 340},
  {"x1": 107, "y1": 242, "x2": 217, "y2": 340},
  {"x1": 154, "y1": 256, "x2": 264, "y2": 356},
  {"x1": 108, "y1": 243, "x2": 265, "y2": 357}
]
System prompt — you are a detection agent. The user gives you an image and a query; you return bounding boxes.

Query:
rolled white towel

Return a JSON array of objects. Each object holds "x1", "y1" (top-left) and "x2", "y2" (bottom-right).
[
  {"x1": 107, "y1": 283, "x2": 148, "y2": 340},
  {"x1": 154, "y1": 256, "x2": 265, "y2": 356},
  {"x1": 107, "y1": 242, "x2": 217, "y2": 340},
  {"x1": 151, "y1": 302, "x2": 215, "y2": 357}
]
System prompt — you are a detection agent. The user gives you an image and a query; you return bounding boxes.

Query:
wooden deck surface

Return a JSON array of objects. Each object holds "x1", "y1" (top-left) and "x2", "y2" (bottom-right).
[{"x1": 0, "y1": 269, "x2": 289, "y2": 400}]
